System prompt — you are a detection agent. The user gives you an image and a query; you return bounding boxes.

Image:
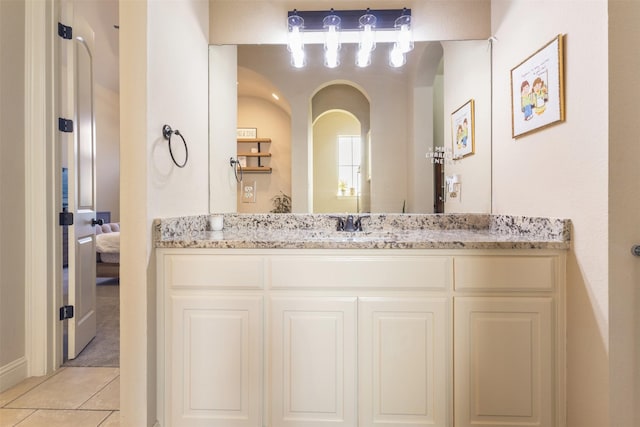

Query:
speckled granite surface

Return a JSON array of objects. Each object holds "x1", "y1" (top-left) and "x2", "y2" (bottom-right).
[{"x1": 153, "y1": 213, "x2": 571, "y2": 250}]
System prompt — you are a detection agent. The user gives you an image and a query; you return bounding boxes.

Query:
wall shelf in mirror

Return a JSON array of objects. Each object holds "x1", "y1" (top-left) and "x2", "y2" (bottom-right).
[
  {"x1": 238, "y1": 138, "x2": 272, "y2": 173},
  {"x1": 242, "y1": 166, "x2": 272, "y2": 173}
]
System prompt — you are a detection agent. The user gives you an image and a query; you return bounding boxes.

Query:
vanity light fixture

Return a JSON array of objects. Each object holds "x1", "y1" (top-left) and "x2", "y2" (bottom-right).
[{"x1": 286, "y1": 8, "x2": 412, "y2": 69}]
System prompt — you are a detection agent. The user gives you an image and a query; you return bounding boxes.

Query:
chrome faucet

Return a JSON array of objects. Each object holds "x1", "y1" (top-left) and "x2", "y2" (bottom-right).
[{"x1": 331, "y1": 214, "x2": 368, "y2": 232}]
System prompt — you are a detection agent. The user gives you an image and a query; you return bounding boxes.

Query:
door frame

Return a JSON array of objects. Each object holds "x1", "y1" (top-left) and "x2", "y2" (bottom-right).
[
  {"x1": 25, "y1": 0, "x2": 102, "y2": 375},
  {"x1": 24, "y1": 0, "x2": 62, "y2": 376}
]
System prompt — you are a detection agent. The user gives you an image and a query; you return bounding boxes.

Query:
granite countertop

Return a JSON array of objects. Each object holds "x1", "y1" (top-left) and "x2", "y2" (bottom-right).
[{"x1": 153, "y1": 214, "x2": 571, "y2": 250}]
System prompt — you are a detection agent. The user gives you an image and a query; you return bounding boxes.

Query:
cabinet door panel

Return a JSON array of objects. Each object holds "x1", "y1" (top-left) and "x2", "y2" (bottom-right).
[
  {"x1": 359, "y1": 298, "x2": 449, "y2": 427},
  {"x1": 170, "y1": 295, "x2": 262, "y2": 427},
  {"x1": 271, "y1": 297, "x2": 357, "y2": 427},
  {"x1": 455, "y1": 297, "x2": 553, "y2": 427}
]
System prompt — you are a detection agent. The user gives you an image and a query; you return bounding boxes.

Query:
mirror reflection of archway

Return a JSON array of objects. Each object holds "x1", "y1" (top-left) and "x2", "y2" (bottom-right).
[{"x1": 311, "y1": 83, "x2": 371, "y2": 213}]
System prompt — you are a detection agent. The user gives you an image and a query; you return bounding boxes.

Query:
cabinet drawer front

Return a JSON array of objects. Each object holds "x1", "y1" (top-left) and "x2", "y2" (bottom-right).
[
  {"x1": 454, "y1": 256, "x2": 555, "y2": 291},
  {"x1": 270, "y1": 255, "x2": 452, "y2": 290},
  {"x1": 164, "y1": 254, "x2": 265, "y2": 289}
]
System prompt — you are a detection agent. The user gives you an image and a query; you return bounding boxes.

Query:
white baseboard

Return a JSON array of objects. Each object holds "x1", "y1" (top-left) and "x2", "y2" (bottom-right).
[{"x1": 0, "y1": 357, "x2": 28, "y2": 393}]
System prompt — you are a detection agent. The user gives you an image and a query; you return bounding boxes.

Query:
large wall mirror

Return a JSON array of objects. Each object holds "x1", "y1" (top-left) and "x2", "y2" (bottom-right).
[{"x1": 209, "y1": 39, "x2": 491, "y2": 214}]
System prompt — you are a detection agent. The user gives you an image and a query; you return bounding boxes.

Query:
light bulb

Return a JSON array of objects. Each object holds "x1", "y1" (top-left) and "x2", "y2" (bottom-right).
[
  {"x1": 356, "y1": 49, "x2": 371, "y2": 67},
  {"x1": 291, "y1": 48, "x2": 305, "y2": 68},
  {"x1": 389, "y1": 43, "x2": 406, "y2": 68},
  {"x1": 324, "y1": 48, "x2": 339, "y2": 68}
]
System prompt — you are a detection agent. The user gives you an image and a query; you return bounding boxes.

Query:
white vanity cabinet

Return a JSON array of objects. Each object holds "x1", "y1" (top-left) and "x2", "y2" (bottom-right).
[
  {"x1": 454, "y1": 297, "x2": 553, "y2": 427},
  {"x1": 158, "y1": 253, "x2": 266, "y2": 427},
  {"x1": 157, "y1": 248, "x2": 565, "y2": 427},
  {"x1": 452, "y1": 254, "x2": 564, "y2": 427}
]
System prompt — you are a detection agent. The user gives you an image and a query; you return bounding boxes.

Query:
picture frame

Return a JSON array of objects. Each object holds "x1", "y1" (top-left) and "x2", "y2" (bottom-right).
[
  {"x1": 237, "y1": 127, "x2": 257, "y2": 138},
  {"x1": 451, "y1": 99, "x2": 475, "y2": 159},
  {"x1": 511, "y1": 34, "x2": 565, "y2": 138}
]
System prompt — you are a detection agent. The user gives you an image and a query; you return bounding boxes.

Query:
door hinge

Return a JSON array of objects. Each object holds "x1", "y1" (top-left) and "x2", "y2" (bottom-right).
[
  {"x1": 59, "y1": 305, "x2": 74, "y2": 320},
  {"x1": 58, "y1": 22, "x2": 72, "y2": 40},
  {"x1": 59, "y1": 209, "x2": 74, "y2": 226},
  {"x1": 58, "y1": 118, "x2": 74, "y2": 133}
]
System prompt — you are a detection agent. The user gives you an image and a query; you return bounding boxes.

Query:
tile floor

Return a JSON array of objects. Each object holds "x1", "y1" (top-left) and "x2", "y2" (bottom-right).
[{"x1": 0, "y1": 367, "x2": 119, "y2": 427}]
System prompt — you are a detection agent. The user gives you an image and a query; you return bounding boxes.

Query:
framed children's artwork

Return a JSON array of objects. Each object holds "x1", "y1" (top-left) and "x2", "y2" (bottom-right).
[
  {"x1": 451, "y1": 99, "x2": 475, "y2": 159},
  {"x1": 511, "y1": 34, "x2": 565, "y2": 138}
]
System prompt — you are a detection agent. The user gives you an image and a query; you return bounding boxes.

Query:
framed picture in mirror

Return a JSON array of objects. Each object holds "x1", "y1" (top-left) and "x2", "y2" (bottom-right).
[
  {"x1": 451, "y1": 99, "x2": 475, "y2": 159},
  {"x1": 510, "y1": 34, "x2": 565, "y2": 138},
  {"x1": 237, "y1": 127, "x2": 257, "y2": 138}
]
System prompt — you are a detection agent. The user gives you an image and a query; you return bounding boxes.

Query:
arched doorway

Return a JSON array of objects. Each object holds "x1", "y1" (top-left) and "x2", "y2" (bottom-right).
[{"x1": 311, "y1": 83, "x2": 370, "y2": 213}]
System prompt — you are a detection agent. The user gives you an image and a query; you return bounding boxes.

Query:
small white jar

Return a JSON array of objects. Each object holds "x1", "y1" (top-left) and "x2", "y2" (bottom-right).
[{"x1": 209, "y1": 215, "x2": 224, "y2": 231}]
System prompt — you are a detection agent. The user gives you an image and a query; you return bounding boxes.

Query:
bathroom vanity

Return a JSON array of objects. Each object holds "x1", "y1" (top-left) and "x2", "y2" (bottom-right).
[{"x1": 155, "y1": 214, "x2": 569, "y2": 427}]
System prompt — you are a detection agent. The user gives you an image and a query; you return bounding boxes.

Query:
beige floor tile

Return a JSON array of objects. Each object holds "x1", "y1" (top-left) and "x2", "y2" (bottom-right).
[
  {"x1": 0, "y1": 408, "x2": 36, "y2": 427},
  {"x1": 80, "y1": 377, "x2": 119, "y2": 411},
  {"x1": 98, "y1": 411, "x2": 119, "y2": 427},
  {"x1": 0, "y1": 373, "x2": 54, "y2": 407},
  {"x1": 6, "y1": 368, "x2": 119, "y2": 410},
  {"x1": 12, "y1": 409, "x2": 110, "y2": 427}
]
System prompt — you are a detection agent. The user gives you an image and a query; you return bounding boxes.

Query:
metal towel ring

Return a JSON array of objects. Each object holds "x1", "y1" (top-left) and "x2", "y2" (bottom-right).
[
  {"x1": 229, "y1": 157, "x2": 243, "y2": 183},
  {"x1": 162, "y1": 124, "x2": 188, "y2": 168}
]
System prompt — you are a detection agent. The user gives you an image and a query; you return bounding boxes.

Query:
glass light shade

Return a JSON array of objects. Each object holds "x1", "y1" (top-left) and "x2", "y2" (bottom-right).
[
  {"x1": 389, "y1": 43, "x2": 406, "y2": 68},
  {"x1": 288, "y1": 14, "x2": 305, "y2": 68},
  {"x1": 394, "y1": 14, "x2": 413, "y2": 53},
  {"x1": 287, "y1": 14, "x2": 304, "y2": 53},
  {"x1": 323, "y1": 13, "x2": 341, "y2": 68},
  {"x1": 358, "y1": 13, "x2": 377, "y2": 53},
  {"x1": 323, "y1": 14, "x2": 341, "y2": 50}
]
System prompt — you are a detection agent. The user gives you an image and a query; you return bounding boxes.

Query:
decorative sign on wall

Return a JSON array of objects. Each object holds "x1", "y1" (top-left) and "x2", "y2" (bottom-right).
[
  {"x1": 510, "y1": 34, "x2": 565, "y2": 138},
  {"x1": 237, "y1": 127, "x2": 257, "y2": 138},
  {"x1": 426, "y1": 146, "x2": 457, "y2": 165}
]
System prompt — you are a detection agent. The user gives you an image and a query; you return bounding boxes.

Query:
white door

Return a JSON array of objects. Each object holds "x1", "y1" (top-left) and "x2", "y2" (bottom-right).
[{"x1": 60, "y1": 6, "x2": 98, "y2": 359}]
